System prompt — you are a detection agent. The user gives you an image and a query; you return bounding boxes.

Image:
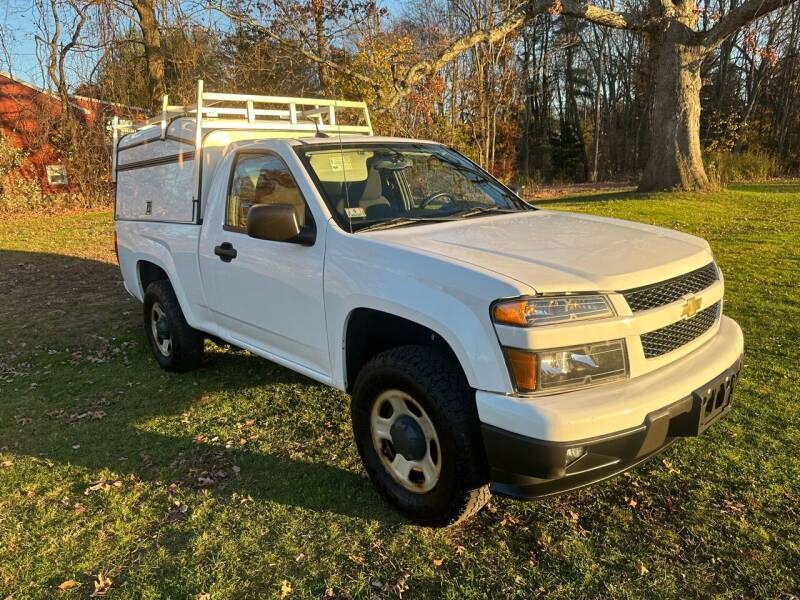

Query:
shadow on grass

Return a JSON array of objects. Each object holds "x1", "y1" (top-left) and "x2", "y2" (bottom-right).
[{"x1": 0, "y1": 249, "x2": 398, "y2": 525}]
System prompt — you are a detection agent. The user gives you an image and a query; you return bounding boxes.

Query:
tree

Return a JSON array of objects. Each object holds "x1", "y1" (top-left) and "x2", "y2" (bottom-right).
[
  {"x1": 272, "y1": 0, "x2": 799, "y2": 190},
  {"x1": 129, "y1": 0, "x2": 166, "y2": 110}
]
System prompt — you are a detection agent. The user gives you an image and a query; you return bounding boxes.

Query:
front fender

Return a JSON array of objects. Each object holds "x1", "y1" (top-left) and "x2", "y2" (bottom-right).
[{"x1": 324, "y1": 229, "x2": 530, "y2": 393}]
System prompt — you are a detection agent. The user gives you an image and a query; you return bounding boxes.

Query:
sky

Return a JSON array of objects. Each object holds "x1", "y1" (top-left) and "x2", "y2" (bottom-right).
[{"x1": 1, "y1": 2, "x2": 46, "y2": 86}]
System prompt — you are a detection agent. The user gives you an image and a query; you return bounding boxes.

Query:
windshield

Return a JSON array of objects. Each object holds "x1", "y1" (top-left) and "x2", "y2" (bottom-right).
[{"x1": 295, "y1": 142, "x2": 533, "y2": 231}]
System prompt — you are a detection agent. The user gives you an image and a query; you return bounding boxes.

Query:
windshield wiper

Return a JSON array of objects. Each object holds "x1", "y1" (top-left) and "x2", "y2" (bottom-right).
[
  {"x1": 355, "y1": 217, "x2": 454, "y2": 233},
  {"x1": 445, "y1": 206, "x2": 517, "y2": 219}
]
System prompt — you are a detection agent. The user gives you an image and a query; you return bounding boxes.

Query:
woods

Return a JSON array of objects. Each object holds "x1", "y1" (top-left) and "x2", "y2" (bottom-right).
[{"x1": 1, "y1": 0, "x2": 799, "y2": 196}]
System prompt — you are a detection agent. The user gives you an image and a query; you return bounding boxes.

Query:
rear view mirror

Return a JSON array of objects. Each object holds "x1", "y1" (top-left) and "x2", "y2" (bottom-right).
[{"x1": 247, "y1": 204, "x2": 304, "y2": 243}]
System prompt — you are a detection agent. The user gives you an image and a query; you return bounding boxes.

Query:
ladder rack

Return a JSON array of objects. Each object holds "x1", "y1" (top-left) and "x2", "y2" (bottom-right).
[
  {"x1": 112, "y1": 80, "x2": 373, "y2": 222},
  {"x1": 151, "y1": 80, "x2": 373, "y2": 138}
]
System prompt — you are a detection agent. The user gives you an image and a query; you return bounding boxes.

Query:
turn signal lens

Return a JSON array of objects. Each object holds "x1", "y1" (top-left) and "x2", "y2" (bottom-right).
[
  {"x1": 504, "y1": 348, "x2": 538, "y2": 393},
  {"x1": 493, "y1": 300, "x2": 530, "y2": 326},
  {"x1": 493, "y1": 295, "x2": 614, "y2": 327}
]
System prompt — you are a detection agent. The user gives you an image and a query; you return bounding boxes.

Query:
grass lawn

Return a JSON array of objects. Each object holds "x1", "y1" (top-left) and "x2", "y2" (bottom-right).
[{"x1": 1, "y1": 184, "x2": 798, "y2": 599}]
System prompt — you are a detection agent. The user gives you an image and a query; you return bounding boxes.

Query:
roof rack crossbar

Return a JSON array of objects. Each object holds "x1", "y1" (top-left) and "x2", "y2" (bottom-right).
[{"x1": 111, "y1": 79, "x2": 373, "y2": 221}]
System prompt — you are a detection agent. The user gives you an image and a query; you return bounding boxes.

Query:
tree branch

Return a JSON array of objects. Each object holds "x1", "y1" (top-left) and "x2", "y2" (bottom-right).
[
  {"x1": 210, "y1": 0, "x2": 654, "y2": 111},
  {"x1": 207, "y1": 3, "x2": 384, "y2": 94},
  {"x1": 383, "y1": 0, "x2": 653, "y2": 109},
  {"x1": 558, "y1": 0, "x2": 654, "y2": 31},
  {"x1": 701, "y1": 0, "x2": 797, "y2": 50}
]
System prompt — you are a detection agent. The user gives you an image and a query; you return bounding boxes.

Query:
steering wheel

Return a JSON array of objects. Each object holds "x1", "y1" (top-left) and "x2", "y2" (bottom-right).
[{"x1": 418, "y1": 191, "x2": 459, "y2": 209}]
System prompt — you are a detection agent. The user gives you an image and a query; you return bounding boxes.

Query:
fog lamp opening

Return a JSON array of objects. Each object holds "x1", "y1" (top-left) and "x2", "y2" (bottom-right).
[{"x1": 565, "y1": 446, "x2": 586, "y2": 465}]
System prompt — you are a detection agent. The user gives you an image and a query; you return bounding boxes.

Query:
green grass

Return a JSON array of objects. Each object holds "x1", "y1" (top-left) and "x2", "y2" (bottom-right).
[{"x1": 1, "y1": 184, "x2": 799, "y2": 599}]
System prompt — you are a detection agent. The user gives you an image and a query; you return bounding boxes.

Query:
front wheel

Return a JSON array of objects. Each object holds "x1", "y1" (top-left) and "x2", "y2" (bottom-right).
[{"x1": 351, "y1": 345, "x2": 491, "y2": 526}]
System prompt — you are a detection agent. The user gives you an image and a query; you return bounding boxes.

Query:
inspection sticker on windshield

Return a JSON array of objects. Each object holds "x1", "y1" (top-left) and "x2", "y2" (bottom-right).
[
  {"x1": 329, "y1": 156, "x2": 352, "y2": 172},
  {"x1": 345, "y1": 207, "x2": 367, "y2": 218}
]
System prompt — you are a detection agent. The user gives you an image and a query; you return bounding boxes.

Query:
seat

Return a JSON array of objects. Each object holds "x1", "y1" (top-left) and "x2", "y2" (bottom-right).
[{"x1": 336, "y1": 165, "x2": 394, "y2": 219}]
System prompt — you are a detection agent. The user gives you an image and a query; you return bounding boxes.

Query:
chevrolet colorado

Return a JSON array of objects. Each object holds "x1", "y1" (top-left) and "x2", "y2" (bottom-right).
[{"x1": 113, "y1": 85, "x2": 744, "y2": 525}]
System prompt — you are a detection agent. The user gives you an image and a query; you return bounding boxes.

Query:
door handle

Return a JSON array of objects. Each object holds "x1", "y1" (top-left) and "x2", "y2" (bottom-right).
[{"x1": 214, "y1": 242, "x2": 238, "y2": 263}]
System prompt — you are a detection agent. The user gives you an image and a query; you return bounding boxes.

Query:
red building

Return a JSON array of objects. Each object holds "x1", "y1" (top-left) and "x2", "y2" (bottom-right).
[{"x1": 0, "y1": 71, "x2": 145, "y2": 193}]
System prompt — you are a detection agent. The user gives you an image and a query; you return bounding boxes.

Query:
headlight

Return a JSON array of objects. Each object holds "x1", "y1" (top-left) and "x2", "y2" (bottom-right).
[
  {"x1": 493, "y1": 295, "x2": 614, "y2": 327},
  {"x1": 504, "y1": 339, "x2": 628, "y2": 393}
]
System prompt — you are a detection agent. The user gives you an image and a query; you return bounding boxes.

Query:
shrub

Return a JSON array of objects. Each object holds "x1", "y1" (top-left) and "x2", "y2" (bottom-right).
[
  {"x1": 706, "y1": 150, "x2": 778, "y2": 184},
  {"x1": 0, "y1": 172, "x2": 45, "y2": 212},
  {"x1": 0, "y1": 134, "x2": 44, "y2": 212}
]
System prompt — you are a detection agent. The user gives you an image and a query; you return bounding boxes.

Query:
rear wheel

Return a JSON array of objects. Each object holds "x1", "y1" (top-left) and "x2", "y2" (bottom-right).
[
  {"x1": 351, "y1": 345, "x2": 491, "y2": 526},
  {"x1": 143, "y1": 280, "x2": 204, "y2": 371}
]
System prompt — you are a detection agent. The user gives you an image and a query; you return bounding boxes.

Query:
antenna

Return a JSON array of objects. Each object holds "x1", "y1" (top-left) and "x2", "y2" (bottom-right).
[{"x1": 331, "y1": 38, "x2": 354, "y2": 234}]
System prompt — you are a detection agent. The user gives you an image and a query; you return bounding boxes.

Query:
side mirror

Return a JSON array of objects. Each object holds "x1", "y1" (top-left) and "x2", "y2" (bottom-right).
[{"x1": 247, "y1": 204, "x2": 304, "y2": 243}]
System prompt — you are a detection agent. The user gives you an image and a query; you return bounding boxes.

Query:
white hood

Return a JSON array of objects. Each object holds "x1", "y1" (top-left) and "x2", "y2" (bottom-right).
[{"x1": 368, "y1": 210, "x2": 714, "y2": 293}]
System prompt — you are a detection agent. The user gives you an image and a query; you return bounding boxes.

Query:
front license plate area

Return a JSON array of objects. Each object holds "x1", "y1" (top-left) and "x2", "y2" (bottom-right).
[{"x1": 691, "y1": 363, "x2": 741, "y2": 435}]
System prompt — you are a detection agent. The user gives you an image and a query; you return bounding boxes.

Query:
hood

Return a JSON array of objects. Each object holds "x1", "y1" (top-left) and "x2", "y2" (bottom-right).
[{"x1": 367, "y1": 210, "x2": 713, "y2": 293}]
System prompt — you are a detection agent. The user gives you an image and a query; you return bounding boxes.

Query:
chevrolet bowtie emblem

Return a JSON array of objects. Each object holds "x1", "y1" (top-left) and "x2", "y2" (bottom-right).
[{"x1": 681, "y1": 296, "x2": 703, "y2": 318}]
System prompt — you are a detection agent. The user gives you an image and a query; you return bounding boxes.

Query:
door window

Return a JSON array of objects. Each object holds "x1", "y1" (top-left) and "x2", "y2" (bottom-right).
[{"x1": 226, "y1": 154, "x2": 309, "y2": 230}]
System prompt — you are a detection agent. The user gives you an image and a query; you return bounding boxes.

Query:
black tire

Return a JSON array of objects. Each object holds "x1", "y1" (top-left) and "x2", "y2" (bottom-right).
[
  {"x1": 351, "y1": 345, "x2": 491, "y2": 526},
  {"x1": 143, "y1": 279, "x2": 204, "y2": 372}
]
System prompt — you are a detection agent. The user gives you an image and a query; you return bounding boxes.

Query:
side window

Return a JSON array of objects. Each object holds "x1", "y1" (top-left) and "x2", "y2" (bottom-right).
[{"x1": 226, "y1": 154, "x2": 309, "y2": 230}]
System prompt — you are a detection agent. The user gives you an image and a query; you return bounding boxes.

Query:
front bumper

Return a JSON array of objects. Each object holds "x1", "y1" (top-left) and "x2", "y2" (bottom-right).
[{"x1": 480, "y1": 325, "x2": 743, "y2": 499}]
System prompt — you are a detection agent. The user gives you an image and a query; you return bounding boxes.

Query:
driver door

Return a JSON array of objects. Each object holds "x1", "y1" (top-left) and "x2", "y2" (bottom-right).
[{"x1": 198, "y1": 150, "x2": 330, "y2": 379}]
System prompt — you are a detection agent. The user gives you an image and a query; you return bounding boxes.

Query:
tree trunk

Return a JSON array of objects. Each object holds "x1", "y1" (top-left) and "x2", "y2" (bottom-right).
[
  {"x1": 131, "y1": 0, "x2": 166, "y2": 111},
  {"x1": 640, "y1": 19, "x2": 710, "y2": 191},
  {"x1": 311, "y1": 0, "x2": 328, "y2": 92}
]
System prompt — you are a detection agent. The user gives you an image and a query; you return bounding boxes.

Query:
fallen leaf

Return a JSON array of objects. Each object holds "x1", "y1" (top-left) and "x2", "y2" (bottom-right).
[
  {"x1": 57, "y1": 579, "x2": 81, "y2": 591},
  {"x1": 432, "y1": 557, "x2": 444, "y2": 567},
  {"x1": 73, "y1": 503, "x2": 87, "y2": 515},
  {"x1": 279, "y1": 580, "x2": 292, "y2": 599},
  {"x1": 196, "y1": 594, "x2": 210, "y2": 600},
  {"x1": 639, "y1": 563, "x2": 649, "y2": 576},
  {"x1": 91, "y1": 573, "x2": 112, "y2": 597},
  {"x1": 348, "y1": 555, "x2": 365, "y2": 565}
]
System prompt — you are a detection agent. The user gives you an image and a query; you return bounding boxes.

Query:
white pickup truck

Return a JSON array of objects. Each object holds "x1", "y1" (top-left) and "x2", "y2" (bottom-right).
[{"x1": 113, "y1": 84, "x2": 744, "y2": 526}]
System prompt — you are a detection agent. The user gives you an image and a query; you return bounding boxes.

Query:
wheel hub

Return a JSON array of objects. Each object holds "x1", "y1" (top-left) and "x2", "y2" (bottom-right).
[
  {"x1": 389, "y1": 415, "x2": 426, "y2": 461},
  {"x1": 369, "y1": 389, "x2": 442, "y2": 494},
  {"x1": 155, "y1": 318, "x2": 170, "y2": 339},
  {"x1": 150, "y1": 302, "x2": 173, "y2": 357}
]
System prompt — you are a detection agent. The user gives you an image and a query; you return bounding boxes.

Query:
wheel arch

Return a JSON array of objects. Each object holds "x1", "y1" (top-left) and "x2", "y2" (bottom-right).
[
  {"x1": 343, "y1": 307, "x2": 469, "y2": 393},
  {"x1": 138, "y1": 260, "x2": 169, "y2": 295}
]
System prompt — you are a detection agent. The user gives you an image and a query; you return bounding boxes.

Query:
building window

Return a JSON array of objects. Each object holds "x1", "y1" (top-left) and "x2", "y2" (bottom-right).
[{"x1": 46, "y1": 164, "x2": 69, "y2": 186}]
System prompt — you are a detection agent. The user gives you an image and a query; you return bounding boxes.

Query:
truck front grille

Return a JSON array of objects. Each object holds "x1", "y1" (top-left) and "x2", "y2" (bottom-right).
[
  {"x1": 641, "y1": 302, "x2": 721, "y2": 358},
  {"x1": 623, "y1": 263, "x2": 719, "y2": 312}
]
